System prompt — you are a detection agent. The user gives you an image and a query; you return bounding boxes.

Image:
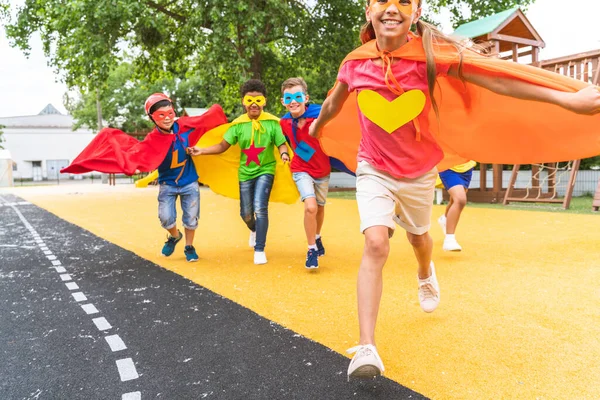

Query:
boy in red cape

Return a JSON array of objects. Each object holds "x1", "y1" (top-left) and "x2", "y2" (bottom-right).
[{"x1": 62, "y1": 94, "x2": 228, "y2": 261}]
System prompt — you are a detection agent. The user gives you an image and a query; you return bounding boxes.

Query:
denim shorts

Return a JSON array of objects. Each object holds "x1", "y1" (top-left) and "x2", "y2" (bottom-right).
[
  {"x1": 292, "y1": 172, "x2": 330, "y2": 206},
  {"x1": 157, "y1": 181, "x2": 200, "y2": 230}
]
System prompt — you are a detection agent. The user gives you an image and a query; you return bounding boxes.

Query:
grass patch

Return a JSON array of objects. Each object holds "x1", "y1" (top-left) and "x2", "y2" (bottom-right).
[{"x1": 329, "y1": 190, "x2": 599, "y2": 215}]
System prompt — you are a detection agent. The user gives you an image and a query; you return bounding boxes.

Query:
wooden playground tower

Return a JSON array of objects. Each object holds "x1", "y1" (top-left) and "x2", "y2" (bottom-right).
[{"x1": 453, "y1": 8, "x2": 600, "y2": 208}]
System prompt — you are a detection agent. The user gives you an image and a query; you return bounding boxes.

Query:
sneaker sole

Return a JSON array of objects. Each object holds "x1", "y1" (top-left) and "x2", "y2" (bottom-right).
[
  {"x1": 186, "y1": 258, "x2": 199, "y2": 262},
  {"x1": 305, "y1": 265, "x2": 319, "y2": 270},
  {"x1": 443, "y1": 247, "x2": 462, "y2": 252},
  {"x1": 348, "y1": 365, "x2": 382, "y2": 380}
]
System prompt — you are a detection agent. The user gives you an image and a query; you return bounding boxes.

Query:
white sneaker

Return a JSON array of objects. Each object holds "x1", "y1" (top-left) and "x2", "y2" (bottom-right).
[
  {"x1": 438, "y1": 215, "x2": 447, "y2": 234},
  {"x1": 254, "y1": 251, "x2": 267, "y2": 265},
  {"x1": 418, "y1": 262, "x2": 440, "y2": 313},
  {"x1": 249, "y1": 231, "x2": 256, "y2": 248},
  {"x1": 443, "y1": 236, "x2": 462, "y2": 252},
  {"x1": 347, "y1": 344, "x2": 385, "y2": 380}
]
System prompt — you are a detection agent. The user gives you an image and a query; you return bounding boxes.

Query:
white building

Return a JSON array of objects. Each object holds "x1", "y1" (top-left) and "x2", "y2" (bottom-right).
[
  {"x1": 0, "y1": 149, "x2": 14, "y2": 187},
  {"x1": 0, "y1": 104, "x2": 96, "y2": 181}
]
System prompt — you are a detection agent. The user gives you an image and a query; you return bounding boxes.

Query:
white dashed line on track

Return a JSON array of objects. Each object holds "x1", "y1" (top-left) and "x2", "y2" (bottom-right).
[
  {"x1": 116, "y1": 358, "x2": 139, "y2": 381},
  {"x1": 122, "y1": 391, "x2": 141, "y2": 400},
  {"x1": 72, "y1": 292, "x2": 88, "y2": 302},
  {"x1": 81, "y1": 304, "x2": 99, "y2": 315},
  {"x1": 105, "y1": 335, "x2": 127, "y2": 352},
  {"x1": 3, "y1": 197, "x2": 142, "y2": 398},
  {"x1": 92, "y1": 317, "x2": 112, "y2": 331}
]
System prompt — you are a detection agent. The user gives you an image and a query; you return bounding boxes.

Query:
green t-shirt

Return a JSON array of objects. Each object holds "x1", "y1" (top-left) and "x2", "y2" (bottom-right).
[{"x1": 223, "y1": 118, "x2": 287, "y2": 182}]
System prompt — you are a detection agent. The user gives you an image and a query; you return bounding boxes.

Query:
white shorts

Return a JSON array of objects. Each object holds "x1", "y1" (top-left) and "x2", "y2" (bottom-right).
[{"x1": 356, "y1": 161, "x2": 437, "y2": 236}]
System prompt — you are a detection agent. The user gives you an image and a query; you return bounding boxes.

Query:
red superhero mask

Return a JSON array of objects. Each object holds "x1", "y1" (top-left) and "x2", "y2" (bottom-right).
[{"x1": 151, "y1": 107, "x2": 175, "y2": 124}]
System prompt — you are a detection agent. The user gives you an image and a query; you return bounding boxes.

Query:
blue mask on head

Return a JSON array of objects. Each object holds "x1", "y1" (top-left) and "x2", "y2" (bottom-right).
[{"x1": 283, "y1": 91, "x2": 306, "y2": 105}]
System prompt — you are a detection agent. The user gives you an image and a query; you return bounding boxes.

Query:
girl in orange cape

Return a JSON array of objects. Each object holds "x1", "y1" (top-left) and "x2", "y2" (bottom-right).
[{"x1": 308, "y1": 0, "x2": 600, "y2": 380}]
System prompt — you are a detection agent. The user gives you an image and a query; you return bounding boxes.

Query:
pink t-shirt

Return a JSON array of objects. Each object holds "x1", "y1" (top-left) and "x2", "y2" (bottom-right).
[{"x1": 338, "y1": 58, "x2": 449, "y2": 179}]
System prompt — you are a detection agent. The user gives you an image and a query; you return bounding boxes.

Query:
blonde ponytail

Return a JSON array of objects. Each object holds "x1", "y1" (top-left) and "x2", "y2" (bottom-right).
[{"x1": 360, "y1": 20, "x2": 376, "y2": 44}]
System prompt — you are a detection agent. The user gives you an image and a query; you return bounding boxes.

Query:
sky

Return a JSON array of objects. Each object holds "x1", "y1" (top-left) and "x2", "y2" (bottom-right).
[{"x1": 1, "y1": 0, "x2": 600, "y2": 118}]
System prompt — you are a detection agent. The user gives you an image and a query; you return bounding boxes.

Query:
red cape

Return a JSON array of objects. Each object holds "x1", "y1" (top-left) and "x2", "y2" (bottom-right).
[
  {"x1": 61, "y1": 104, "x2": 228, "y2": 175},
  {"x1": 321, "y1": 37, "x2": 600, "y2": 173}
]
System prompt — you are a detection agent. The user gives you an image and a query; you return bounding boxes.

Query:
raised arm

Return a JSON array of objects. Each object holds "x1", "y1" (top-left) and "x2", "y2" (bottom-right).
[
  {"x1": 187, "y1": 139, "x2": 231, "y2": 156},
  {"x1": 309, "y1": 82, "x2": 351, "y2": 138},
  {"x1": 448, "y1": 65, "x2": 600, "y2": 115}
]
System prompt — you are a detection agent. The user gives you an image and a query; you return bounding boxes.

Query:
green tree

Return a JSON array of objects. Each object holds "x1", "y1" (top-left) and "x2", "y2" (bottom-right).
[
  {"x1": 0, "y1": 125, "x2": 5, "y2": 150},
  {"x1": 426, "y1": 0, "x2": 536, "y2": 27},
  {"x1": 2, "y1": 0, "x2": 537, "y2": 132}
]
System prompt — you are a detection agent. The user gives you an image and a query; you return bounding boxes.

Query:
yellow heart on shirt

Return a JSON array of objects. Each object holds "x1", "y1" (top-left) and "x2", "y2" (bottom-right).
[{"x1": 357, "y1": 89, "x2": 426, "y2": 134}]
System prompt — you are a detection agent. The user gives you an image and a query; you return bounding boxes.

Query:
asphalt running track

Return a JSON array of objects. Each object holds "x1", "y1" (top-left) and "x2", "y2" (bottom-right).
[{"x1": 0, "y1": 193, "x2": 427, "y2": 400}]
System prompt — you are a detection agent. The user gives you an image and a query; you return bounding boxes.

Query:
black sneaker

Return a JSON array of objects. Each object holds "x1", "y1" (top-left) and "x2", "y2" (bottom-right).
[
  {"x1": 316, "y1": 237, "x2": 325, "y2": 257},
  {"x1": 305, "y1": 248, "x2": 319, "y2": 269},
  {"x1": 162, "y1": 230, "x2": 183, "y2": 257},
  {"x1": 184, "y1": 245, "x2": 199, "y2": 262}
]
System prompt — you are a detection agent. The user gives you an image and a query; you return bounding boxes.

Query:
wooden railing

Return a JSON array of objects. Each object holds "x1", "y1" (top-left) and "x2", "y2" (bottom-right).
[{"x1": 538, "y1": 49, "x2": 600, "y2": 85}]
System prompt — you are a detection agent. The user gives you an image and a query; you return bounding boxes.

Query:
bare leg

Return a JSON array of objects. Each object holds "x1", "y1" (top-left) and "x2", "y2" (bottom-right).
[
  {"x1": 304, "y1": 197, "x2": 318, "y2": 245},
  {"x1": 445, "y1": 186, "x2": 467, "y2": 235},
  {"x1": 316, "y1": 205, "x2": 325, "y2": 235},
  {"x1": 406, "y1": 231, "x2": 433, "y2": 279},
  {"x1": 166, "y1": 226, "x2": 179, "y2": 238},
  {"x1": 357, "y1": 226, "x2": 390, "y2": 346},
  {"x1": 184, "y1": 228, "x2": 195, "y2": 246}
]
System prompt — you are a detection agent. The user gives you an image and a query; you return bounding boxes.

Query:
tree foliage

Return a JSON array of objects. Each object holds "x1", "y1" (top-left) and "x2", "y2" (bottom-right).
[
  {"x1": 3, "y1": 0, "x2": 533, "y2": 132},
  {"x1": 426, "y1": 0, "x2": 536, "y2": 27}
]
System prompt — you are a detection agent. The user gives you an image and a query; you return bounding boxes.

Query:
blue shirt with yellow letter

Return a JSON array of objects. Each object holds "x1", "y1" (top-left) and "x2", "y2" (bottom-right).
[{"x1": 157, "y1": 122, "x2": 199, "y2": 186}]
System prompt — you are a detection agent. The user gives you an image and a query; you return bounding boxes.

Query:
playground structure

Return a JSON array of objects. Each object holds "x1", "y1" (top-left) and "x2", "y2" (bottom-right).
[
  {"x1": 452, "y1": 8, "x2": 599, "y2": 208},
  {"x1": 594, "y1": 178, "x2": 600, "y2": 212}
]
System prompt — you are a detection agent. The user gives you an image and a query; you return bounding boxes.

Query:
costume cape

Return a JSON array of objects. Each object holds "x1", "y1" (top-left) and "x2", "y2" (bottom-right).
[
  {"x1": 281, "y1": 104, "x2": 354, "y2": 176},
  {"x1": 320, "y1": 35, "x2": 600, "y2": 173},
  {"x1": 61, "y1": 104, "x2": 228, "y2": 175},
  {"x1": 137, "y1": 112, "x2": 300, "y2": 204}
]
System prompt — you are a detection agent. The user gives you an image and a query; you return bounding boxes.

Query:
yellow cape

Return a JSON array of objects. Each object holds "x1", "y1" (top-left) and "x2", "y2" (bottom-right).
[{"x1": 137, "y1": 112, "x2": 299, "y2": 205}]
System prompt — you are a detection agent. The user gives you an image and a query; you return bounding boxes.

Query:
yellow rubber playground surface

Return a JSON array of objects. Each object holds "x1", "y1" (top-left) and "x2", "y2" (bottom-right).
[{"x1": 9, "y1": 184, "x2": 600, "y2": 399}]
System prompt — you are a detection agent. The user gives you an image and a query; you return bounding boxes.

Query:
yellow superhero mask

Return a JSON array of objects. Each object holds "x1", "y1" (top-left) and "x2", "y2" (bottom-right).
[
  {"x1": 369, "y1": 0, "x2": 418, "y2": 15},
  {"x1": 242, "y1": 95, "x2": 266, "y2": 107}
]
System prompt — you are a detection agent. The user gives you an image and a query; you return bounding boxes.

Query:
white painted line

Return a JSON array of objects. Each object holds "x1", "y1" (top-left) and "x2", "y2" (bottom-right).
[
  {"x1": 35, "y1": 240, "x2": 44, "y2": 244},
  {"x1": 47, "y1": 255, "x2": 57, "y2": 260},
  {"x1": 54, "y1": 267, "x2": 67, "y2": 273},
  {"x1": 81, "y1": 304, "x2": 99, "y2": 315},
  {"x1": 59, "y1": 274, "x2": 72, "y2": 281},
  {"x1": 18, "y1": 202, "x2": 31, "y2": 205},
  {"x1": 40, "y1": 247, "x2": 49, "y2": 251},
  {"x1": 92, "y1": 317, "x2": 112, "y2": 331},
  {"x1": 43, "y1": 250, "x2": 53, "y2": 255},
  {"x1": 72, "y1": 292, "x2": 87, "y2": 302},
  {"x1": 116, "y1": 358, "x2": 139, "y2": 381},
  {"x1": 122, "y1": 392, "x2": 141, "y2": 400},
  {"x1": 65, "y1": 282, "x2": 79, "y2": 290},
  {"x1": 51, "y1": 260, "x2": 62, "y2": 266},
  {"x1": 105, "y1": 334, "x2": 127, "y2": 352}
]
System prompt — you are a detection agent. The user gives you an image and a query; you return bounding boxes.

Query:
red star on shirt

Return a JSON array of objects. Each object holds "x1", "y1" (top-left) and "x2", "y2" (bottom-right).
[{"x1": 242, "y1": 143, "x2": 266, "y2": 166}]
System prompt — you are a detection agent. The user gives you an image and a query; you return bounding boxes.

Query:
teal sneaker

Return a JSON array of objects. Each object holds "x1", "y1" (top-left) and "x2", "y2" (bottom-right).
[
  {"x1": 162, "y1": 230, "x2": 182, "y2": 257},
  {"x1": 184, "y1": 245, "x2": 199, "y2": 262}
]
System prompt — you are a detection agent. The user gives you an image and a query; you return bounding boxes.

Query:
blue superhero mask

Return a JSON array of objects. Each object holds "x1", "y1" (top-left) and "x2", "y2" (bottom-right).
[{"x1": 283, "y1": 91, "x2": 307, "y2": 105}]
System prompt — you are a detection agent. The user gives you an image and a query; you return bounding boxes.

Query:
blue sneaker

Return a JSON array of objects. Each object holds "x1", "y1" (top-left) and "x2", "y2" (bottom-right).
[
  {"x1": 161, "y1": 230, "x2": 182, "y2": 257},
  {"x1": 305, "y1": 248, "x2": 319, "y2": 269},
  {"x1": 316, "y1": 237, "x2": 325, "y2": 257},
  {"x1": 184, "y1": 245, "x2": 199, "y2": 262}
]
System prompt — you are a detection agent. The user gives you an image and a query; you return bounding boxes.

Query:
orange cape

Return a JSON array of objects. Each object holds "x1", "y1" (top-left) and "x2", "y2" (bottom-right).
[{"x1": 320, "y1": 37, "x2": 600, "y2": 172}]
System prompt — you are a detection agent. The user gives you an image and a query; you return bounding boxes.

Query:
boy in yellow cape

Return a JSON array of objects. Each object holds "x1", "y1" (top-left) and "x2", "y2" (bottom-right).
[{"x1": 188, "y1": 79, "x2": 296, "y2": 265}]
